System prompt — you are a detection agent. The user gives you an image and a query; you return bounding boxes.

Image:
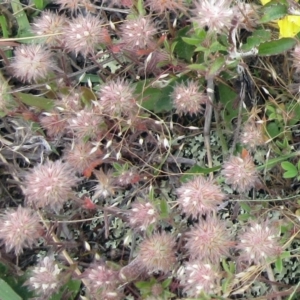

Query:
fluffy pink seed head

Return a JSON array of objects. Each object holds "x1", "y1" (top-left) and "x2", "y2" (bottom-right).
[
  {"x1": 55, "y1": 0, "x2": 93, "y2": 13},
  {"x1": 138, "y1": 232, "x2": 176, "y2": 273},
  {"x1": 82, "y1": 263, "x2": 121, "y2": 299},
  {"x1": 172, "y1": 81, "x2": 208, "y2": 116},
  {"x1": 26, "y1": 256, "x2": 62, "y2": 298},
  {"x1": 23, "y1": 160, "x2": 78, "y2": 211},
  {"x1": 234, "y1": 3, "x2": 259, "y2": 32},
  {"x1": 102, "y1": 0, "x2": 134, "y2": 7},
  {"x1": 63, "y1": 14, "x2": 109, "y2": 57},
  {"x1": 176, "y1": 176, "x2": 225, "y2": 218},
  {"x1": 31, "y1": 11, "x2": 66, "y2": 46},
  {"x1": 56, "y1": 90, "x2": 83, "y2": 112},
  {"x1": 0, "y1": 206, "x2": 42, "y2": 256},
  {"x1": 102, "y1": 0, "x2": 134, "y2": 8},
  {"x1": 128, "y1": 201, "x2": 159, "y2": 231},
  {"x1": 185, "y1": 216, "x2": 232, "y2": 263},
  {"x1": 10, "y1": 44, "x2": 56, "y2": 83},
  {"x1": 98, "y1": 79, "x2": 136, "y2": 117},
  {"x1": 293, "y1": 44, "x2": 300, "y2": 73},
  {"x1": 120, "y1": 16, "x2": 157, "y2": 49},
  {"x1": 236, "y1": 220, "x2": 282, "y2": 264},
  {"x1": 67, "y1": 109, "x2": 104, "y2": 140},
  {"x1": 179, "y1": 261, "x2": 220, "y2": 297},
  {"x1": 146, "y1": 0, "x2": 187, "y2": 14},
  {"x1": 115, "y1": 169, "x2": 139, "y2": 187},
  {"x1": 39, "y1": 111, "x2": 68, "y2": 138},
  {"x1": 63, "y1": 142, "x2": 101, "y2": 174},
  {"x1": 192, "y1": 0, "x2": 234, "y2": 33},
  {"x1": 221, "y1": 153, "x2": 258, "y2": 193},
  {"x1": 240, "y1": 121, "x2": 264, "y2": 149}
]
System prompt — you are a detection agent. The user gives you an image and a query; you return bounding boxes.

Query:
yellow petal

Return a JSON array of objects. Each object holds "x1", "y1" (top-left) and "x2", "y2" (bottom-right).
[
  {"x1": 261, "y1": 0, "x2": 272, "y2": 5},
  {"x1": 278, "y1": 15, "x2": 300, "y2": 37}
]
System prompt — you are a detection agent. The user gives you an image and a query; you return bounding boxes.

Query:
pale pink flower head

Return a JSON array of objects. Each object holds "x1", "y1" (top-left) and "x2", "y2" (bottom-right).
[
  {"x1": 56, "y1": 90, "x2": 83, "y2": 112},
  {"x1": 55, "y1": 0, "x2": 93, "y2": 13},
  {"x1": 293, "y1": 44, "x2": 300, "y2": 73},
  {"x1": 120, "y1": 16, "x2": 157, "y2": 49},
  {"x1": 0, "y1": 206, "x2": 43, "y2": 256},
  {"x1": 63, "y1": 14, "x2": 109, "y2": 57},
  {"x1": 240, "y1": 121, "x2": 264, "y2": 150},
  {"x1": 146, "y1": 0, "x2": 187, "y2": 14},
  {"x1": 236, "y1": 219, "x2": 282, "y2": 264},
  {"x1": 102, "y1": 0, "x2": 134, "y2": 7},
  {"x1": 26, "y1": 256, "x2": 62, "y2": 298},
  {"x1": 221, "y1": 153, "x2": 258, "y2": 193},
  {"x1": 138, "y1": 232, "x2": 176, "y2": 273},
  {"x1": 185, "y1": 216, "x2": 232, "y2": 263},
  {"x1": 128, "y1": 201, "x2": 159, "y2": 231},
  {"x1": 192, "y1": 0, "x2": 234, "y2": 34},
  {"x1": 10, "y1": 44, "x2": 56, "y2": 83},
  {"x1": 39, "y1": 111, "x2": 68, "y2": 138},
  {"x1": 92, "y1": 169, "x2": 116, "y2": 198},
  {"x1": 115, "y1": 168, "x2": 140, "y2": 186},
  {"x1": 98, "y1": 79, "x2": 136, "y2": 117},
  {"x1": 63, "y1": 141, "x2": 102, "y2": 174},
  {"x1": 23, "y1": 160, "x2": 78, "y2": 211},
  {"x1": 178, "y1": 261, "x2": 220, "y2": 297},
  {"x1": 234, "y1": 3, "x2": 259, "y2": 32},
  {"x1": 67, "y1": 108, "x2": 105, "y2": 140},
  {"x1": 172, "y1": 81, "x2": 208, "y2": 116},
  {"x1": 176, "y1": 176, "x2": 225, "y2": 218},
  {"x1": 82, "y1": 263, "x2": 123, "y2": 299},
  {"x1": 31, "y1": 11, "x2": 66, "y2": 46}
]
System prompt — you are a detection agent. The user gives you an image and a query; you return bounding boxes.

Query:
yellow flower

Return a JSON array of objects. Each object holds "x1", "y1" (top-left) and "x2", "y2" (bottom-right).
[
  {"x1": 278, "y1": 15, "x2": 300, "y2": 37},
  {"x1": 261, "y1": 0, "x2": 271, "y2": 5}
]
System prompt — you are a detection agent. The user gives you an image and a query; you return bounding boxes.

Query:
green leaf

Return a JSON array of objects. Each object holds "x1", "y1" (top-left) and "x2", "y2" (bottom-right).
[
  {"x1": 222, "y1": 260, "x2": 232, "y2": 274},
  {"x1": 174, "y1": 26, "x2": 195, "y2": 61},
  {"x1": 188, "y1": 64, "x2": 207, "y2": 71},
  {"x1": 10, "y1": 0, "x2": 31, "y2": 38},
  {"x1": 0, "y1": 15, "x2": 10, "y2": 38},
  {"x1": 162, "y1": 278, "x2": 172, "y2": 288},
  {"x1": 33, "y1": 0, "x2": 45, "y2": 9},
  {"x1": 0, "y1": 263, "x2": 33, "y2": 299},
  {"x1": 181, "y1": 165, "x2": 221, "y2": 182},
  {"x1": 281, "y1": 161, "x2": 298, "y2": 172},
  {"x1": 258, "y1": 38, "x2": 297, "y2": 56},
  {"x1": 260, "y1": 4, "x2": 287, "y2": 23},
  {"x1": 240, "y1": 202, "x2": 251, "y2": 213},
  {"x1": 49, "y1": 279, "x2": 81, "y2": 300},
  {"x1": 159, "y1": 199, "x2": 169, "y2": 219},
  {"x1": 0, "y1": 279, "x2": 22, "y2": 300},
  {"x1": 135, "y1": 280, "x2": 152, "y2": 291},
  {"x1": 257, "y1": 152, "x2": 300, "y2": 171},
  {"x1": 282, "y1": 168, "x2": 298, "y2": 178},
  {"x1": 16, "y1": 92, "x2": 54, "y2": 111},
  {"x1": 238, "y1": 213, "x2": 251, "y2": 221},
  {"x1": 280, "y1": 251, "x2": 291, "y2": 259},
  {"x1": 218, "y1": 83, "x2": 238, "y2": 128},
  {"x1": 275, "y1": 256, "x2": 283, "y2": 273},
  {"x1": 182, "y1": 37, "x2": 202, "y2": 46},
  {"x1": 208, "y1": 56, "x2": 225, "y2": 76},
  {"x1": 137, "y1": 0, "x2": 146, "y2": 16},
  {"x1": 266, "y1": 122, "x2": 281, "y2": 138},
  {"x1": 241, "y1": 29, "x2": 272, "y2": 51},
  {"x1": 195, "y1": 41, "x2": 227, "y2": 53},
  {"x1": 136, "y1": 77, "x2": 189, "y2": 113}
]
